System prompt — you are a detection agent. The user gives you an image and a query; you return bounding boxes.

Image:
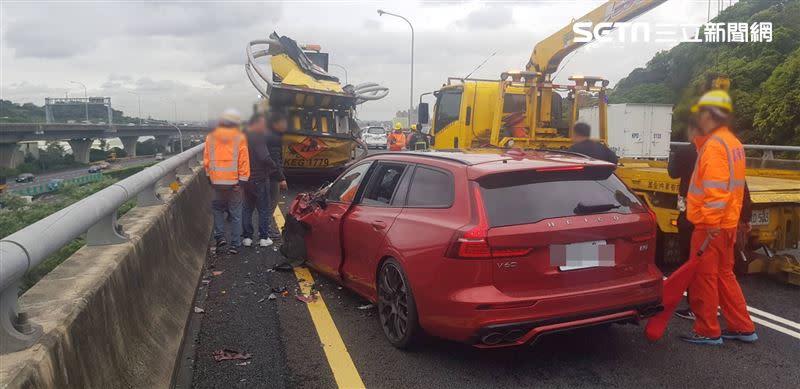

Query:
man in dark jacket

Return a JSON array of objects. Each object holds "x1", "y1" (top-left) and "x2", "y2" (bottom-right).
[
  {"x1": 265, "y1": 112, "x2": 289, "y2": 239},
  {"x1": 668, "y1": 121, "x2": 753, "y2": 320},
  {"x1": 568, "y1": 122, "x2": 619, "y2": 164},
  {"x1": 242, "y1": 113, "x2": 277, "y2": 247}
]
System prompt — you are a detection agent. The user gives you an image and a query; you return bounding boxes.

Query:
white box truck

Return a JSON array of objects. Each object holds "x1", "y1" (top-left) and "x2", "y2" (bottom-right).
[{"x1": 579, "y1": 103, "x2": 673, "y2": 159}]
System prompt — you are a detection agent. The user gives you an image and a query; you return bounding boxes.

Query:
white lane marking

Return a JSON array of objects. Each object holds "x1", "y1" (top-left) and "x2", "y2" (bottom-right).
[
  {"x1": 680, "y1": 291, "x2": 800, "y2": 339},
  {"x1": 751, "y1": 316, "x2": 800, "y2": 340},
  {"x1": 747, "y1": 306, "x2": 800, "y2": 331}
]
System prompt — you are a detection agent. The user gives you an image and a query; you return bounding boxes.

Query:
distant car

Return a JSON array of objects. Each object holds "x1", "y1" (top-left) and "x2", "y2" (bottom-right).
[
  {"x1": 88, "y1": 165, "x2": 102, "y2": 173},
  {"x1": 15, "y1": 173, "x2": 35, "y2": 183},
  {"x1": 127, "y1": 123, "x2": 136, "y2": 126},
  {"x1": 288, "y1": 151, "x2": 662, "y2": 348},
  {"x1": 155, "y1": 153, "x2": 165, "y2": 161},
  {"x1": 47, "y1": 179, "x2": 64, "y2": 191},
  {"x1": 361, "y1": 126, "x2": 388, "y2": 149}
]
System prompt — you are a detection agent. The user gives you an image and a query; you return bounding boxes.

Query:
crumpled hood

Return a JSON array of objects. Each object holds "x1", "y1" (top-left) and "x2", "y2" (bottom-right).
[{"x1": 210, "y1": 127, "x2": 241, "y2": 144}]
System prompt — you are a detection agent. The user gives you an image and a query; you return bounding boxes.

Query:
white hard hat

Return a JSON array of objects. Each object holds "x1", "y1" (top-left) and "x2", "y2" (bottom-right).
[{"x1": 219, "y1": 108, "x2": 242, "y2": 126}]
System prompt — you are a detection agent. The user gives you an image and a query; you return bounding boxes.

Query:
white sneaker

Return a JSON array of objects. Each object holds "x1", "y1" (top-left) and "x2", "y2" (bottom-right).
[
  {"x1": 259, "y1": 238, "x2": 273, "y2": 247},
  {"x1": 242, "y1": 238, "x2": 253, "y2": 247}
]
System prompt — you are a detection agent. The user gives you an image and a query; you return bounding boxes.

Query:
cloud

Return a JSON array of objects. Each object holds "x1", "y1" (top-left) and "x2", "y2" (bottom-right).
[
  {"x1": 1, "y1": 0, "x2": 717, "y2": 121},
  {"x1": 455, "y1": 6, "x2": 513, "y2": 30}
]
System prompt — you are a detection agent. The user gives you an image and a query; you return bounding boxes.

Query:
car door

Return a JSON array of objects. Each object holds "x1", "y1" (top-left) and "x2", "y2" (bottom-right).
[
  {"x1": 341, "y1": 162, "x2": 411, "y2": 296},
  {"x1": 304, "y1": 162, "x2": 373, "y2": 279}
]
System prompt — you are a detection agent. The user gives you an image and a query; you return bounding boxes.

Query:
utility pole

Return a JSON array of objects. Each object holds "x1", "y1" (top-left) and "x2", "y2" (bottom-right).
[{"x1": 378, "y1": 9, "x2": 414, "y2": 127}]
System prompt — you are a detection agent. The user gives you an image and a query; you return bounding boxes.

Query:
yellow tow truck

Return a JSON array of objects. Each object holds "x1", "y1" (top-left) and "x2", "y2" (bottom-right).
[
  {"x1": 419, "y1": 0, "x2": 800, "y2": 281},
  {"x1": 245, "y1": 32, "x2": 389, "y2": 176}
]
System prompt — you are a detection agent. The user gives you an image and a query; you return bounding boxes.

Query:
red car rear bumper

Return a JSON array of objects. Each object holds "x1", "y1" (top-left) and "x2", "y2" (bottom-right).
[{"x1": 415, "y1": 274, "x2": 663, "y2": 348}]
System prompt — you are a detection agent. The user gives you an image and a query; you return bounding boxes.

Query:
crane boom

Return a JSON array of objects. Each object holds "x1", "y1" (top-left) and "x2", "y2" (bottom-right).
[{"x1": 527, "y1": 0, "x2": 666, "y2": 75}]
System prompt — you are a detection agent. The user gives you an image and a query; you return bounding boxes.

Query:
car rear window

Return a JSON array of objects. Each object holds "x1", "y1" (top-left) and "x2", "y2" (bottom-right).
[
  {"x1": 367, "y1": 127, "x2": 385, "y2": 134},
  {"x1": 478, "y1": 168, "x2": 643, "y2": 227}
]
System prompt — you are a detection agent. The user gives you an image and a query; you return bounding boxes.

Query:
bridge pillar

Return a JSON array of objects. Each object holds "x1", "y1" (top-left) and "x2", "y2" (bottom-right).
[
  {"x1": 155, "y1": 135, "x2": 171, "y2": 153},
  {"x1": 19, "y1": 142, "x2": 40, "y2": 160},
  {"x1": 67, "y1": 138, "x2": 93, "y2": 164},
  {"x1": 120, "y1": 136, "x2": 139, "y2": 158},
  {"x1": 0, "y1": 143, "x2": 23, "y2": 169}
]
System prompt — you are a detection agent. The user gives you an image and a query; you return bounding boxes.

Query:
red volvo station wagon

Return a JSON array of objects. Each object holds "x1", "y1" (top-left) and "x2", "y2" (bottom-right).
[{"x1": 288, "y1": 151, "x2": 663, "y2": 348}]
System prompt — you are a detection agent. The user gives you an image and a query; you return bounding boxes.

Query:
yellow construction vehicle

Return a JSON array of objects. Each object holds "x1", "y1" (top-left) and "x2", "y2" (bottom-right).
[
  {"x1": 419, "y1": 0, "x2": 666, "y2": 150},
  {"x1": 246, "y1": 32, "x2": 389, "y2": 176},
  {"x1": 420, "y1": 1, "x2": 800, "y2": 279}
]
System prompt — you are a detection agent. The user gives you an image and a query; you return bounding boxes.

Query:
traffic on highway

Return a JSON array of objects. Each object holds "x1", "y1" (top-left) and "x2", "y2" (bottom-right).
[
  {"x1": 2, "y1": 0, "x2": 799, "y2": 388},
  {"x1": 7, "y1": 156, "x2": 157, "y2": 190}
]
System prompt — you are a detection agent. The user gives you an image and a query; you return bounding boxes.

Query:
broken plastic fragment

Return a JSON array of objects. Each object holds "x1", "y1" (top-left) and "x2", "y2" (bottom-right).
[
  {"x1": 357, "y1": 304, "x2": 375, "y2": 310},
  {"x1": 212, "y1": 271, "x2": 224, "y2": 277},
  {"x1": 268, "y1": 293, "x2": 277, "y2": 300},
  {"x1": 212, "y1": 349, "x2": 252, "y2": 362},
  {"x1": 296, "y1": 294, "x2": 318, "y2": 303},
  {"x1": 194, "y1": 306, "x2": 205, "y2": 313}
]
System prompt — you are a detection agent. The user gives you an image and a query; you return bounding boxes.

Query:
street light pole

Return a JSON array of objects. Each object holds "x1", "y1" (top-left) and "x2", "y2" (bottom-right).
[
  {"x1": 128, "y1": 91, "x2": 142, "y2": 125},
  {"x1": 378, "y1": 9, "x2": 414, "y2": 127},
  {"x1": 330, "y1": 63, "x2": 348, "y2": 85},
  {"x1": 169, "y1": 123, "x2": 184, "y2": 153},
  {"x1": 70, "y1": 80, "x2": 88, "y2": 122}
]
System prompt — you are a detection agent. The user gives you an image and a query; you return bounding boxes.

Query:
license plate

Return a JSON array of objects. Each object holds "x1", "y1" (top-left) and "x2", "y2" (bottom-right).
[
  {"x1": 550, "y1": 240, "x2": 615, "y2": 271},
  {"x1": 751, "y1": 209, "x2": 770, "y2": 225}
]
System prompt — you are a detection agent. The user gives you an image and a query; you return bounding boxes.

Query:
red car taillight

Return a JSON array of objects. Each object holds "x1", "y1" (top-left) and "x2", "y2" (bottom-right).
[{"x1": 448, "y1": 184, "x2": 531, "y2": 259}]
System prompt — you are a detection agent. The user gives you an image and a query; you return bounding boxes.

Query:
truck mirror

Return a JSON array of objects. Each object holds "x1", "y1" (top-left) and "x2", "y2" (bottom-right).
[{"x1": 418, "y1": 103, "x2": 429, "y2": 124}]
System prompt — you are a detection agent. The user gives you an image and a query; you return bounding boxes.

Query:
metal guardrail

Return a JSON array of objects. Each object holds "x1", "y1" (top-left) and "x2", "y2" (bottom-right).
[
  {"x1": 670, "y1": 142, "x2": 800, "y2": 159},
  {"x1": 0, "y1": 143, "x2": 205, "y2": 353},
  {"x1": 12, "y1": 173, "x2": 103, "y2": 196}
]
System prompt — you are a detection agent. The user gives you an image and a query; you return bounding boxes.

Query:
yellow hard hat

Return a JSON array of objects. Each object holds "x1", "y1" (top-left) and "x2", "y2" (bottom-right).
[
  {"x1": 394, "y1": 122, "x2": 402, "y2": 130},
  {"x1": 411, "y1": 124, "x2": 417, "y2": 131},
  {"x1": 691, "y1": 90, "x2": 733, "y2": 113}
]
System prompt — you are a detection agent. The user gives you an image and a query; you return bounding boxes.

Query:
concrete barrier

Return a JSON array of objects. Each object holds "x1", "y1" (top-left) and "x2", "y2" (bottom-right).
[{"x1": 0, "y1": 168, "x2": 211, "y2": 388}]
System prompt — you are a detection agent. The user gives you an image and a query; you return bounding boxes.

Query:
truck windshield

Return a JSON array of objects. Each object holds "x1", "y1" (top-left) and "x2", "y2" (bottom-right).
[{"x1": 434, "y1": 89, "x2": 462, "y2": 132}]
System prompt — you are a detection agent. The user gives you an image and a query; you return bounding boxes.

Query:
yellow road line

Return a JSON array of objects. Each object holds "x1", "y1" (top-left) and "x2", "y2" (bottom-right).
[{"x1": 273, "y1": 208, "x2": 366, "y2": 389}]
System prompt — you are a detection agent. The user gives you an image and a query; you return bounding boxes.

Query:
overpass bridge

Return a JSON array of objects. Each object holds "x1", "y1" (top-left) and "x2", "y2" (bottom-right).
[
  {"x1": 0, "y1": 145, "x2": 798, "y2": 388},
  {"x1": 0, "y1": 123, "x2": 210, "y2": 168}
]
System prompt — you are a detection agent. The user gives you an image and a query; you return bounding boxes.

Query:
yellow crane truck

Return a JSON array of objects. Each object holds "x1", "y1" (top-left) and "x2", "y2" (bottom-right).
[
  {"x1": 418, "y1": 0, "x2": 800, "y2": 281},
  {"x1": 245, "y1": 32, "x2": 389, "y2": 176}
]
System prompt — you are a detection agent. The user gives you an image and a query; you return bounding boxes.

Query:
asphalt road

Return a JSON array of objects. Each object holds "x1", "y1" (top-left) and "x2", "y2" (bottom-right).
[
  {"x1": 181, "y1": 180, "x2": 800, "y2": 389},
  {"x1": 8, "y1": 156, "x2": 157, "y2": 189}
]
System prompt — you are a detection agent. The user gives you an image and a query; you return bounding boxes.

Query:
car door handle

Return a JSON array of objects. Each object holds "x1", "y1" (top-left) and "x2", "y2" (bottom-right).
[
  {"x1": 371, "y1": 220, "x2": 387, "y2": 230},
  {"x1": 329, "y1": 213, "x2": 342, "y2": 220}
]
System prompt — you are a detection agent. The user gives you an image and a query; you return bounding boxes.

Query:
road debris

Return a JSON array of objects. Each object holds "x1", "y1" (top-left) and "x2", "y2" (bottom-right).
[
  {"x1": 194, "y1": 306, "x2": 205, "y2": 313},
  {"x1": 272, "y1": 286, "x2": 287, "y2": 294},
  {"x1": 296, "y1": 294, "x2": 318, "y2": 303},
  {"x1": 268, "y1": 293, "x2": 277, "y2": 300},
  {"x1": 257, "y1": 297, "x2": 266, "y2": 303},
  {"x1": 357, "y1": 304, "x2": 375, "y2": 310},
  {"x1": 212, "y1": 349, "x2": 252, "y2": 362},
  {"x1": 236, "y1": 361, "x2": 251, "y2": 366},
  {"x1": 211, "y1": 271, "x2": 224, "y2": 277},
  {"x1": 272, "y1": 262, "x2": 294, "y2": 272}
]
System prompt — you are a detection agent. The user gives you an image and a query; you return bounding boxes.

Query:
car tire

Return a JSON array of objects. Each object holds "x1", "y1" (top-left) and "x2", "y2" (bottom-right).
[{"x1": 377, "y1": 258, "x2": 420, "y2": 349}]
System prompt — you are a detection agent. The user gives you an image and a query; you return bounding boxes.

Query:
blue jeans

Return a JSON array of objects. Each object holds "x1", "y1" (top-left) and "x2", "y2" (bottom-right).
[
  {"x1": 212, "y1": 185, "x2": 243, "y2": 247},
  {"x1": 242, "y1": 179, "x2": 272, "y2": 239}
]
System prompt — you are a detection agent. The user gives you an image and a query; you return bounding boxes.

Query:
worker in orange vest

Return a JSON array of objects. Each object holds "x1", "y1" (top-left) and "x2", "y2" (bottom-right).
[
  {"x1": 681, "y1": 90, "x2": 757, "y2": 345},
  {"x1": 204, "y1": 109, "x2": 250, "y2": 254},
  {"x1": 387, "y1": 122, "x2": 406, "y2": 151}
]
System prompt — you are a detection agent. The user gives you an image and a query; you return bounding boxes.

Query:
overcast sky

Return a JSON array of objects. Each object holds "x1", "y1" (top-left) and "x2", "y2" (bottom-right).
[{"x1": 1, "y1": 0, "x2": 724, "y2": 122}]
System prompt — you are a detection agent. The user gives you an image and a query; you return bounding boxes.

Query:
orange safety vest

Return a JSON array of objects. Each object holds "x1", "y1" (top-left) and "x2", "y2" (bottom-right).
[
  {"x1": 686, "y1": 126, "x2": 746, "y2": 229},
  {"x1": 203, "y1": 126, "x2": 250, "y2": 186},
  {"x1": 387, "y1": 132, "x2": 406, "y2": 151}
]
